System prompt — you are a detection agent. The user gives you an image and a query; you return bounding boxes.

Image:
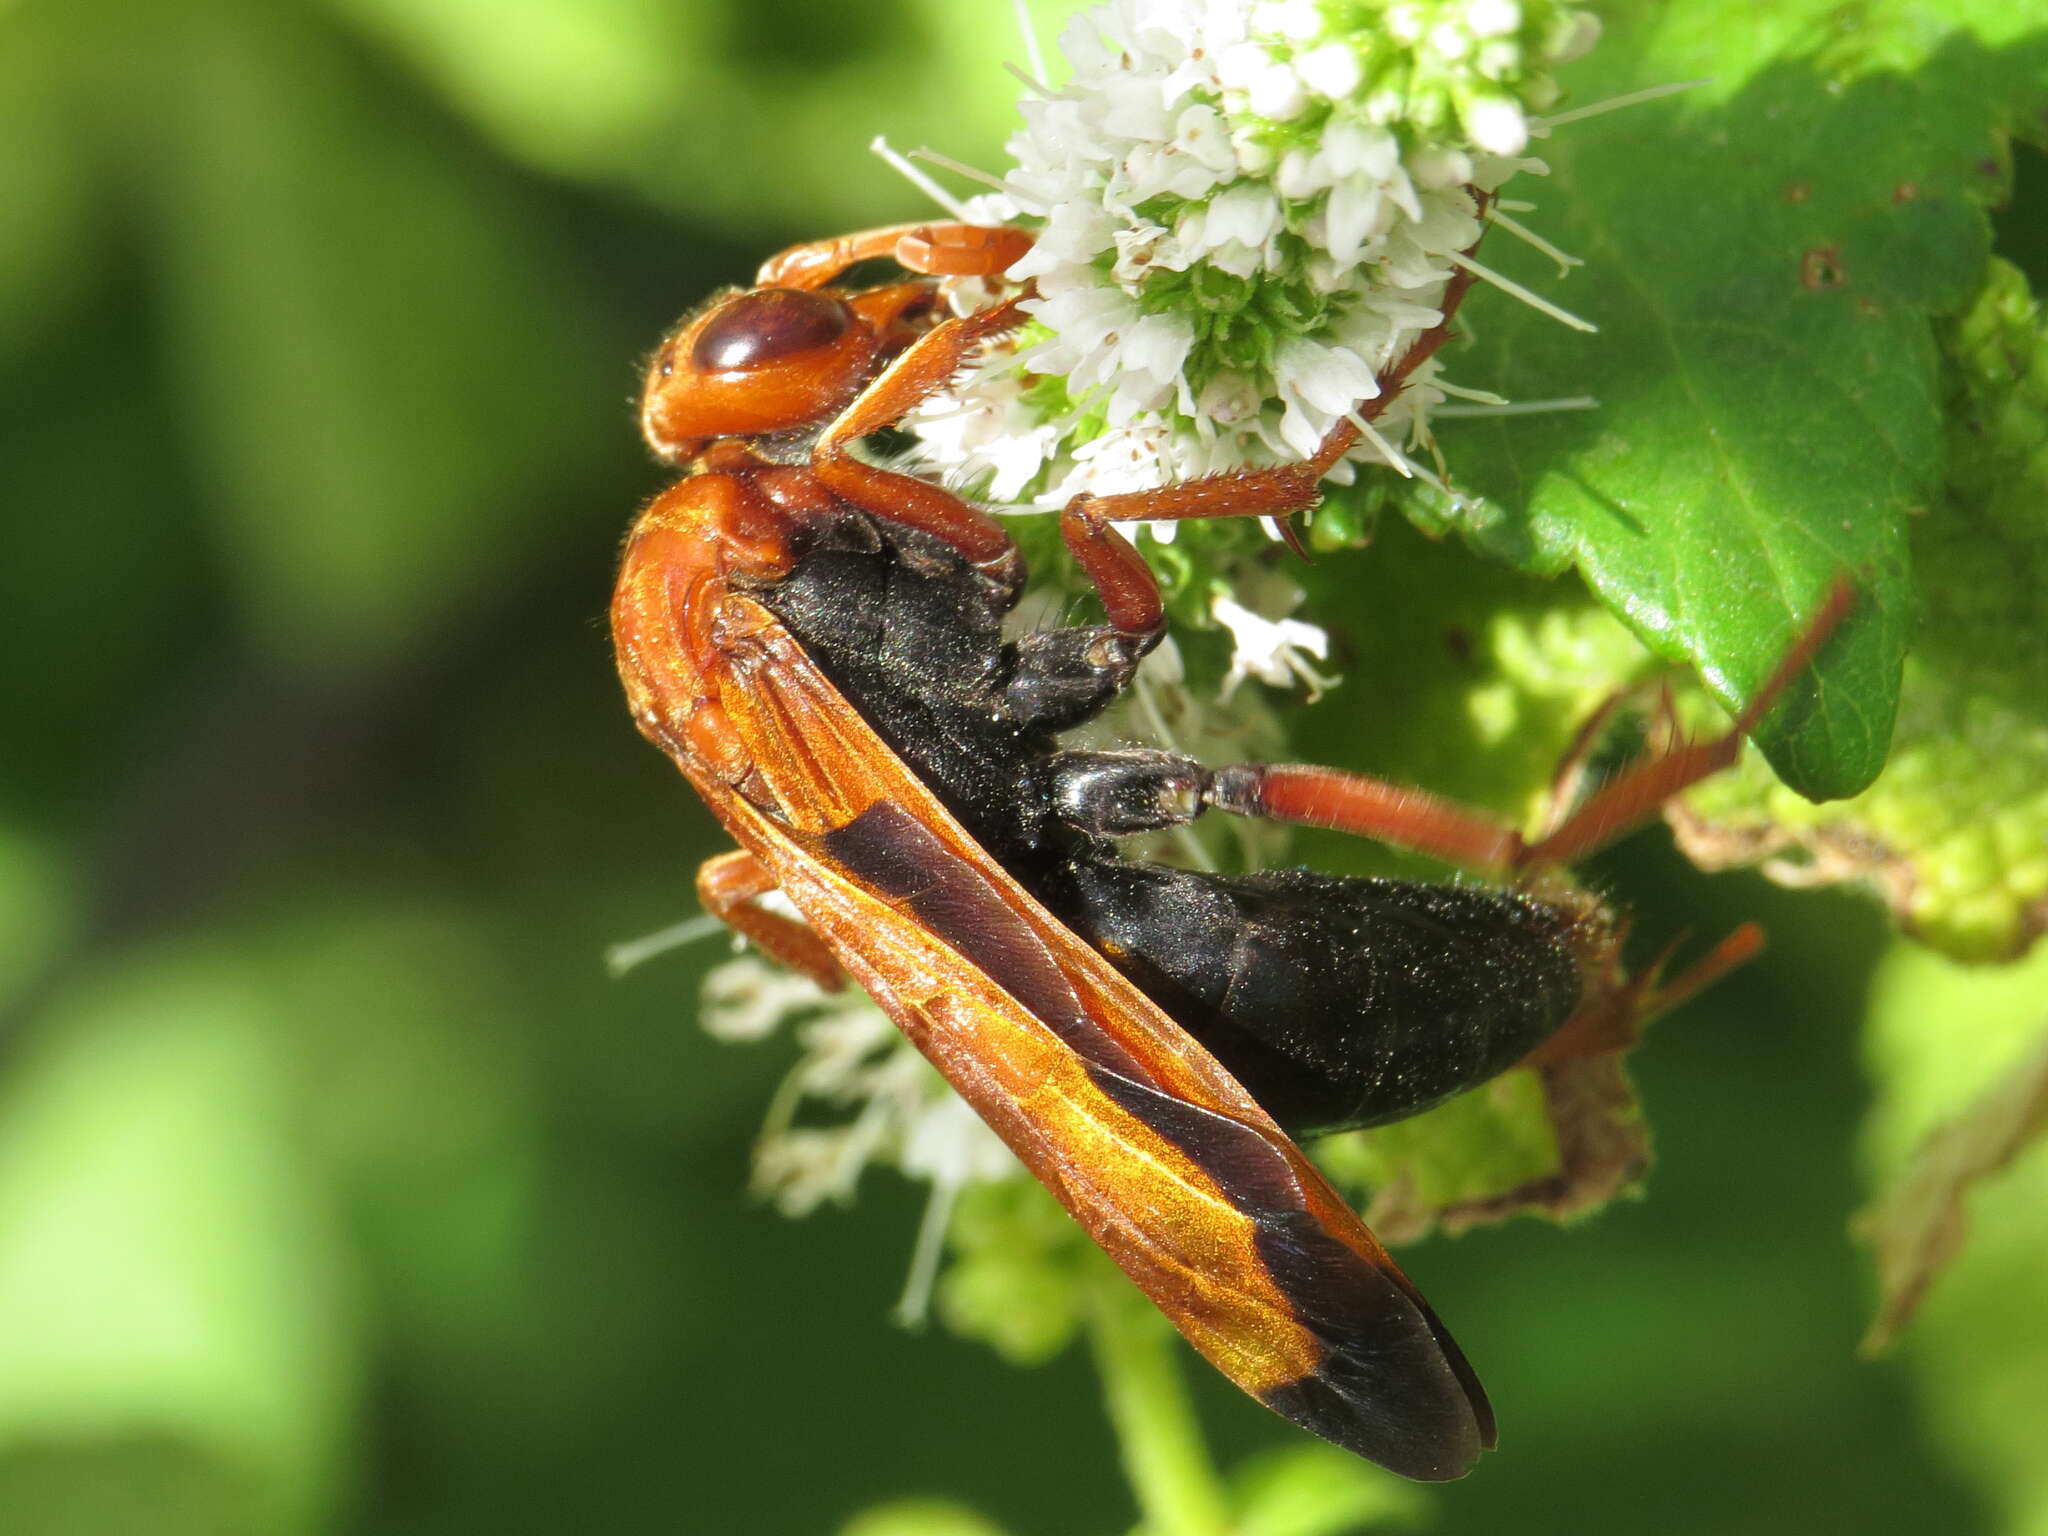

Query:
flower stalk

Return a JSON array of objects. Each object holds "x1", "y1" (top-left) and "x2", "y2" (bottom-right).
[{"x1": 1085, "y1": 1263, "x2": 1233, "y2": 1536}]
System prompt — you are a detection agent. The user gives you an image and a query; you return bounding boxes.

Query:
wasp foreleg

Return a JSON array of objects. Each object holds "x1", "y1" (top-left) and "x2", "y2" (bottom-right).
[
  {"x1": 697, "y1": 849, "x2": 845, "y2": 992},
  {"x1": 756, "y1": 222, "x2": 1034, "y2": 290},
  {"x1": 807, "y1": 295, "x2": 1033, "y2": 599}
]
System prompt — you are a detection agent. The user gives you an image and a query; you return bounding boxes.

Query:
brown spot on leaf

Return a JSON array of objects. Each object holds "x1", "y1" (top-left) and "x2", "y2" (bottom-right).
[
  {"x1": 1892, "y1": 181, "x2": 1921, "y2": 204},
  {"x1": 1783, "y1": 180, "x2": 1812, "y2": 204},
  {"x1": 1801, "y1": 245, "x2": 1849, "y2": 291}
]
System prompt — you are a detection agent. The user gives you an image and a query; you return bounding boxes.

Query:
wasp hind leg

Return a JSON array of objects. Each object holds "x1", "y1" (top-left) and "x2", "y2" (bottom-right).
[
  {"x1": 1194, "y1": 578, "x2": 1856, "y2": 880},
  {"x1": 697, "y1": 849, "x2": 844, "y2": 992}
]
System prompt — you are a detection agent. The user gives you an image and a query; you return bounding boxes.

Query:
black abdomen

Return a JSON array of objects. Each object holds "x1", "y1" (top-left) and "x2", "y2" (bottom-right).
[
  {"x1": 760, "y1": 513, "x2": 1588, "y2": 1141},
  {"x1": 1051, "y1": 859, "x2": 1585, "y2": 1136}
]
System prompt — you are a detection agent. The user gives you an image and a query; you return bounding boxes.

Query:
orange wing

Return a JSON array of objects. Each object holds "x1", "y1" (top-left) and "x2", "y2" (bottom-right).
[{"x1": 694, "y1": 594, "x2": 1496, "y2": 1480}]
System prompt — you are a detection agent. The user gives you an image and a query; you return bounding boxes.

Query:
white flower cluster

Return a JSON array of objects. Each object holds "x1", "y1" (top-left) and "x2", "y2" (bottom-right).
[
  {"x1": 907, "y1": 0, "x2": 1598, "y2": 507},
  {"x1": 700, "y1": 957, "x2": 1017, "y2": 1220}
]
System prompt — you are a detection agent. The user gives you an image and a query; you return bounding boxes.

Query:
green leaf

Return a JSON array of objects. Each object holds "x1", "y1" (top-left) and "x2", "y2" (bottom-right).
[
  {"x1": 1321, "y1": 1072, "x2": 1563, "y2": 1237},
  {"x1": 1227, "y1": 1444, "x2": 1425, "y2": 1536},
  {"x1": 936, "y1": 1180, "x2": 1086, "y2": 1367},
  {"x1": 1670, "y1": 255, "x2": 2048, "y2": 961},
  {"x1": 1859, "y1": 939, "x2": 2048, "y2": 1532},
  {"x1": 0, "y1": 950, "x2": 362, "y2": 1535},
  {"x1": 139, "y1": 4, "x2": 611, "y2": 672},
  {"x1": 0, "y1": 29, "x2": 100, "y2": 358},
  {"x1": 1856, "y1": 1022, "x2": 2048, "y2": 1354},
  {"x1": 0, "y1": 828, "x2": 72, "y2": 1013},
  {"x1": 1294, "y1": 520, "x2": 1657, "y2": 844},
  {"x1": 1423, "y1": 1, "x2": 2048, "y2": 798},
  {"x1": 321, "y1": 0, "x2": 1075, "y2": 236},
  {"x1": 839, "y1": 1500, "x2": 1013, "y2": 1536}
]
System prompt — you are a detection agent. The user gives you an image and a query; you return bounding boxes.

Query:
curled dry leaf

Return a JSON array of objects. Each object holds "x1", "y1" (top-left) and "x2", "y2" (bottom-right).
[
  {"x1": 1855, "y1": 1020, "x2": 2048, "y2": 1355},
  {"x1": 1361, "y1": 1053, "x2": 1648, "y2": 1245}
]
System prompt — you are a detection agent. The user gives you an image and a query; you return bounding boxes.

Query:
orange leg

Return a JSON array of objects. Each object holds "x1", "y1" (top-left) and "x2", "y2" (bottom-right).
[
  {"x1": 807, "y1": 293, "x2": 1035, "y2": 593},
  {"x1": 698, "y1": 849, "x2": 844, "y2": 992},
  {"x1": 1516, "y1": 921, "x2": 1768, "y2": 1068},
  {"x1": 743, "y1": 221, "x2": 1044, "y2": 597},
  {"x1": 758, "y1": 222, "x2": 1035, "y2": 290},
  {"x1": 1205, "y1": 579, "x2": 1857, "y2": 879},
  {"x1": 811, "y1": 247, "x2": 1483, "y2": 652},
  {"x1": 758, "y1": 223, "x2": 934, "y2": 289},
  {"x1": 1190, "y1": 581, "x2": 1849, "y2": 1062},
  {"x1": 1513, "y1": 578, "x2": 1854, "y2": 867},
  {"x1": 801, "y1": 212, "x2": 1484, "y2": 648},
  {"x1": 1067, "y1": 260, "x2": 1481, "y2": 527},
  {"x1": 1532, "y1": 684, "x2": 1642, "y2": 840},
  {"x1": 1056, "y1": 260, "x2": 1486, "y2": 651}
]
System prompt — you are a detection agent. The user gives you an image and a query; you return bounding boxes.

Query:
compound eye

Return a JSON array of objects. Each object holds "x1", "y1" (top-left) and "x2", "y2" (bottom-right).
[{"x1": 691, "y1": 288, "x2": 851, "y2": 371}]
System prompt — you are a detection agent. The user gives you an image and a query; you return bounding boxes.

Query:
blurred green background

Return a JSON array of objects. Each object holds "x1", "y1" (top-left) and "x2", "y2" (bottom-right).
[{"x1": 0, "y1": 0, "x2": 2031, "y2": 1532}]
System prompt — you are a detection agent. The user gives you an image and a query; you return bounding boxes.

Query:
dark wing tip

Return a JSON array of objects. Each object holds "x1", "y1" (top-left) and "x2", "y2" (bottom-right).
[
  {"x1": 1252, "y1": 1217, "x2": 1497, "y2": 1480},
  {"x1": 1262, "y1": 1358, "x2": 1491, "y2": 1480},
  {"x1": 1080, "y1": 1063, "x2": 1500, "y2": 1481}
]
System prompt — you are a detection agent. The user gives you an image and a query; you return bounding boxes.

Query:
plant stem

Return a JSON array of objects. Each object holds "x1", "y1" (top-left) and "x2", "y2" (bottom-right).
[{"x1": 1084, "y1": 1268, "x2": 1232, "y2": 1536}]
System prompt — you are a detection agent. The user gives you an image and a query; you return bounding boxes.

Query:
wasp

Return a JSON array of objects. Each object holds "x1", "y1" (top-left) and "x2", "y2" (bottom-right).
[{"x1": 610, "y1": 220, "x2": 1852, "y2": 1480}]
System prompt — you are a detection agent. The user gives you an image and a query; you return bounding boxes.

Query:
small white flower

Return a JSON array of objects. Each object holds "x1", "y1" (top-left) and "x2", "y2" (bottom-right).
[
  {"x1": 1216, "y1": 39, "x2": 1275, "y2": 93},
  {"x1": 1206, "y1": 179, "x2": 1284, "y2": 254},
  {"x1": 1551, "y1": 10, "x2": 1602, "y2": 62},
  {"x1": 1245, "y1": 59, "x2": 1310, "y2": 120},
  {"x1": 701, "y1": 956, "x2": 829, "y2": 1042},
  {"x1": 1468, "y1": 0, "x2": 1523, "y2": 36},
  {"x1": 1467, "y1": 95, "x2": 1532, "y2": 155},
  {"x1": 1213, "y1": 591, "x2": 1339, "y2": 700},
  {"x1": 1296, "y1": 41, "x2": 1363, "y2": 100},
  {"x1": 695, "y1": 954, "x2": 1024, "y2": 1222},
  {"x1": 902, "y1": 360, "x2": 1060, "y2": 502},
  {"x1": 1107, "y1": 221, "x2": 1168, "y2": 282},
  {"x1": 1427, "y1": 19, "x2": 1473, "y2": 60},
  {"x1": 788, "y1": 1007, "x2": 902, "y2": 1099},
  {"x1": 1115, "y1": 312, "x2": 1200, "y2": 413},
  {"x1": 1407, "y1": 142, "x2": 1476, "y2": 191},
  {"x1": 1252, "y1": 0, "x2": 1324, "y2": 39},
  {"x1": 900, "y1": 1092, "x2": 1016, "y2": 1188}
]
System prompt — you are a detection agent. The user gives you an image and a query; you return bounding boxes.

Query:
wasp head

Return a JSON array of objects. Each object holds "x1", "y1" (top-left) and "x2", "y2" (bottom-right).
[{"x1": 640, "y1": 280, "x2": 942, "y2": 463}]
